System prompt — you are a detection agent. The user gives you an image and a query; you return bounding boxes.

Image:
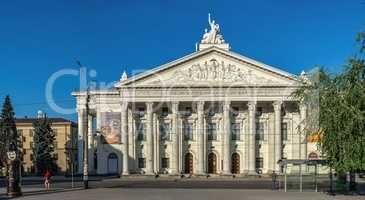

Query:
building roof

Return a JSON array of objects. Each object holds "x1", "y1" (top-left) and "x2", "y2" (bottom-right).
[
  {"x1": 15, "y1": 117, "x2": 76, "y2": 125},
  {"x1": 115, "y1": 46, "x2": 299, "y2": 88}
]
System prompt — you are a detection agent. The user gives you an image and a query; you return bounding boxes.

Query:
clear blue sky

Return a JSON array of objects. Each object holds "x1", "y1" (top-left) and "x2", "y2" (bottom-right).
[{"x1": 1, "y1": 0, "x2": 364, "y2": 121}]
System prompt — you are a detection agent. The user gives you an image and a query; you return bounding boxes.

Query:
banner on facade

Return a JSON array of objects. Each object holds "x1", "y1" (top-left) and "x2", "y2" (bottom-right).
[{"x1": 100, "y1": 112, "x2": 121, "y2": 144}]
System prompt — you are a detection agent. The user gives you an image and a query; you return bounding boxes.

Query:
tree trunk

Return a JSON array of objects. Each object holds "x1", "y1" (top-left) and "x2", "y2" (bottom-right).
[{"x1": 349, "y1": 172, "x2": 357, "y2": 192}]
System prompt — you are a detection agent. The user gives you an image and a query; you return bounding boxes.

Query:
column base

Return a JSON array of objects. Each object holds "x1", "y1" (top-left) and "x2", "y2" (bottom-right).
[
  {"x1": 195, "y1": 171, "x2": 206, "y2": 176},
  {"x1": 221, "y1": 171, "x2": 232, "y2": 175},
  {"x1": 169, "y1": 169, "x2": 179, "y2": 175},
  {"x1": 144, "y1": 170, "x2": 155, "y2": 175},
  {"x1": 122, "y1": 171, "x2": 130, "y2": 175},
  {"x1": 247, "y1": 170, "x2": 258, "y2": 175}
]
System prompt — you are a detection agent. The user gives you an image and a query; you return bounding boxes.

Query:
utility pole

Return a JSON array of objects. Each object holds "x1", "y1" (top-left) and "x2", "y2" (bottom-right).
[{"x1": 78, "y1": 60, "x2": 89, "y2": 189}]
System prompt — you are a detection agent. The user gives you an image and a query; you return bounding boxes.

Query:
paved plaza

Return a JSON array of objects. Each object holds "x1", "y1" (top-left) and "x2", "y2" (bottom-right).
[
  {"x1": 5, "y1": 188, "x2": 364, "y2": 200},
  {"x1": 1, "y1": 177, "x2": 364, "y2": 200}
]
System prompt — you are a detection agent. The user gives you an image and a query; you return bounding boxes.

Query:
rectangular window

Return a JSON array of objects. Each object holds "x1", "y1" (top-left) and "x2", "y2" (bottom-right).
[
  {"x1": 54, "y1": 141, "x2": 58, "y2": 149},
  {"x1": 138, "y1": 158, "x2": 146, "y2": 168},
  {"x1": 22, "y1": 136, "x2": 26, "y2": 143},
  {"x1": 183, "y1": 122, "x2": 193, "y2": 141},
  {"x1": 281, "y1": 122, "x2": 288, "y2": 141},
  {"x1": 207, "y1": 123, "x2": 217, "y2": 141},
  {"x1": 161, "y1": 157, "x2": 169, "y2": 168},
  {"x1": 256, "y1": 157, "x2": 263, "y2": 168},
  {"x1": 256, "y1": 122, "x2": 265, "y2": 140},
  {"x1": 30, "y1": 154, "x2": 33, "y2": 161},
  {"x1": 137, "y1": 123, "x2": 146, "y2": 141},
  {"x1": 160, "y1": 122, "x2": 171, "y2": 141},
  {"x1": 29, "y1": 129, "x2": 33, "y2": 137},
  {"x1": 231, "y1": 123, "x2": 240, "y2": 140}
]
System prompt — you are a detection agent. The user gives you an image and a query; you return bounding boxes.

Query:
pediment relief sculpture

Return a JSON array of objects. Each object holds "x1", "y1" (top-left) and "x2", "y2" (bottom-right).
[{"x1": 147, "y1": 59, "x2": 281, "y2": 85}]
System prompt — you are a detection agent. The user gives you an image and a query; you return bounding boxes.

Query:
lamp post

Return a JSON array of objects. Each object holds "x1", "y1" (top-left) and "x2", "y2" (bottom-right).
[
  {"x1": 83, "y1": 87, "x2": 90, "y2": 189},
  {"x1": 7, "y1": 151, "x2": 22, "y2": 197},
  {"x1": 77, "y1": 60, "x2": 90, "y2": 189}
]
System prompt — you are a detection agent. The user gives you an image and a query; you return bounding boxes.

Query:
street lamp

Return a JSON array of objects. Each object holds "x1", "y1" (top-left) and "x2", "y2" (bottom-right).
[{"x1": 6, "y1": 150, "x2": 22, "y2": 197}]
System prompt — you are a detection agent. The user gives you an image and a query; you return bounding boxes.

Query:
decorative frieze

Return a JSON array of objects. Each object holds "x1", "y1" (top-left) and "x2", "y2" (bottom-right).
[{"x1": 126, "y1": 87, "x2": 295, "y2": 99}]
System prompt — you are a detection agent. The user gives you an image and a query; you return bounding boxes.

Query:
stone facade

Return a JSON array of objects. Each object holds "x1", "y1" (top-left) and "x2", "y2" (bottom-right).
[
  {"x1": 15, "y1": 117, "x2": 78, "y2": 174},
  {"x1": 72, "y1": 17, "x2": 324, "y2": 176}
]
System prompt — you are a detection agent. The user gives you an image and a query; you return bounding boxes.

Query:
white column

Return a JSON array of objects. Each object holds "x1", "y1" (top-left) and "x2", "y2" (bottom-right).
[
  {"x1": 222, "y1": 101, "x2": 231, "y2": 174},
  {"x1": 299, "y1": 103, "x2": 308, "y2": 174},
  {"x1": 300, "y1": 103, "x2": 307, "y2": 160},
  {"x1": 178, "y1": 116, "x2": 183, "y2": 172},
  {"x1": 153, "y1": 113, "x2": 158, "y2": 173},
  {"x1": 77, "y1": 109, "x2": 85, "y2": 174},
  {"x1": 146, "y1": 102, "x2": 154, "y2": 175},
  {"x1": 248, "y1": 101, "x2": 256, "y2": 174},
  {"x1": 88, "y1": 114, "x2": 94, "y2": 173},
  {"x1": 171, "y1": 102, "x2": 179, "y2": 174},
  {"x1": 197, "y1": 101, "x2": 205, "y2": 174},
  {"x1": 96, "y1": 110, "x2": 102, "y2": 175},
  {"x1": 273, "y1": 101, "x2": 282, "y2": 172},
  {"x1": 121, "y1": 101, "x2": 129, "y2": 175}
]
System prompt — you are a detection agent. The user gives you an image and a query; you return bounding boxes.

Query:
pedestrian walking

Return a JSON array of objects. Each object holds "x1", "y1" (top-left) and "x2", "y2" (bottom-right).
[
  {"x1": 43, "y1": 169, "x2": 52, "y2": 190},
  {"x1": 271, "y1": 171, "x2": 277, "y2": 190}
]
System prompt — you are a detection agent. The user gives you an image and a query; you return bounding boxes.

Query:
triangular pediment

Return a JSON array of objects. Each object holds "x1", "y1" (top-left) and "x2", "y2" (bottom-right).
[{"x1": 116, "y1": 47, "x2": 299, "y2": 88}]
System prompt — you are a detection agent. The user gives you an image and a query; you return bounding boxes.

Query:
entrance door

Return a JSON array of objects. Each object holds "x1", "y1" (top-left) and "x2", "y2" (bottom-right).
[
  {"x1": 231, "y1": 153, "x2": 240, "y2": 174},
  {"x1": 107, "y1": 153, "x2": 119, "y2": 174},
  {"x1": 184, "y1": 153, "x2": 193, "y2": 174},
  {"x1": 208, "y1": 153, "x2": 217, "y2": 174}
]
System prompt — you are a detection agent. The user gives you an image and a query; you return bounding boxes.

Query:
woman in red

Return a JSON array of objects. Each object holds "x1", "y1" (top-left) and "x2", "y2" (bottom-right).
[{"x1": 43, "y1": 169, "x2": 52, "y2": 190}]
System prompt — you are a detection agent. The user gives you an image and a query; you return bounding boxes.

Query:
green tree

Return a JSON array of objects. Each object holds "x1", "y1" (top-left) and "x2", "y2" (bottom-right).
[
  {"x1": 32, "y1": 115, "x2": 57, "y2": 174},
  {"x1": 294, "y1": 32, "x2": 365, "y2": 175},
  {"x1": 0, "y1": 95, "x2": 20, "y2": 166}
]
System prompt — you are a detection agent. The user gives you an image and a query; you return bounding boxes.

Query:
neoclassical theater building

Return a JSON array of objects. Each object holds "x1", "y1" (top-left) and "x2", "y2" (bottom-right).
[{"x1": 73, "y1": 16, "x2": 321, "y2": 176}]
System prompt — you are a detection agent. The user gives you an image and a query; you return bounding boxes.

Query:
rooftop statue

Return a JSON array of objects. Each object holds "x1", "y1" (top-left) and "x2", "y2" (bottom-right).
[{"x1": 201, "y1": 13, "x2": 225, "y2": 44}]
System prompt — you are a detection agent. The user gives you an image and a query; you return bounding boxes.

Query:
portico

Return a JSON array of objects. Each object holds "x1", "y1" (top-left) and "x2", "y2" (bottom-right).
[{"x1": 72, "y1": 15, "x2": 317, "y2": 176}]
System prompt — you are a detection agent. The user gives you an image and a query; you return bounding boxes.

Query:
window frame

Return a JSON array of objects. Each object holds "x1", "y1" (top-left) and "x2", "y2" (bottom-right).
[
  {"x1": 255, "y1": 122, "x2": 265, "y2": 141},
  {"x1": 231, "y1": 123, "x2": 241, "y2": 141},
  {"x1": 137, "y1": 122, "x2": 146, "y2": 141},
  {"x1": 161, "y1": 157, "x2": 169, "y2": 169},
  {"x1": 159, "y1": 122, "x2": 171, "y2": 141},
  {"x1": 281, "y1": 122, "x2": 288, "y2": 141},
  {"x1": 138, "y1": 157, "x2": 146, "y2": 168},
  {"x1": 183, "y1": 122, "x2": 193, "y2": 141},
  {"x1": 256, "y1": 157, "x2": 263, "y2": 168},
  {"x1": 207, "y1": 122, "x2": 217, "y2": 141}
]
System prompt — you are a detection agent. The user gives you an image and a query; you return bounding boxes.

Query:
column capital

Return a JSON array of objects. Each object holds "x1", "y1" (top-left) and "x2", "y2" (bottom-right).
[
  {"x1": 77, "y1": 108, "x2": 85, "y2": 113},
  {"x1": 299, "y1": 102, "x2": 307, "y2": 111},
  {"x1": 273, "y1": 101, "x2": 283, "y2": 111},
  {"x1": 120, "y1": 101, "x2": 129, "y2": 111},
  {"x1": 171, "y1": 101, "x2": 179, "y2": 112},
  {"x1": 223, "y1": 101, "x2": 231, "y2": 111},
  {"x1": 197, "y1": 101, "x2": 205, "y2": 111},
  {"x1": 146, "y1": 102, "x2": 154, "y2": 110},
  {"x1": 247, "y1": 101, "x2": 257, "y2": 111}
]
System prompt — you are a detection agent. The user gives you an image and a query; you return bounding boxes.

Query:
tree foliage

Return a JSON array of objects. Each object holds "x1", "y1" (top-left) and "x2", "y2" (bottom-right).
[
  {"x1": 294, "y1": 32, "x2": 365, "y2": 173},
  {"x1": 0, "y1": 95, "x2": 19, "y2": 166},
  {"x1": 32, "y1": 115, "x2": 57, "y2": 174}
]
